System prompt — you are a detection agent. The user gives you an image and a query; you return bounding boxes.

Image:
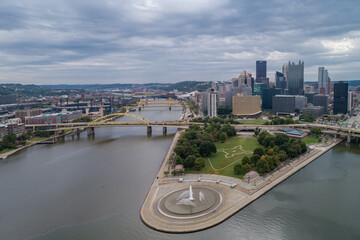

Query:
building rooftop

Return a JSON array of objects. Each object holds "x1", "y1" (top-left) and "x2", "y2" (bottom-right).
[{"x1": 281, "y1": 127, "x2": 305, "y2": 136}]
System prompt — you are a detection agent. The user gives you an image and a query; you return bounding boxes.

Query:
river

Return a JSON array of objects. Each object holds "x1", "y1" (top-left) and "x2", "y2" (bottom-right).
[{"x1": 0, "y1": 108, "x2": 359, "y2": 240}]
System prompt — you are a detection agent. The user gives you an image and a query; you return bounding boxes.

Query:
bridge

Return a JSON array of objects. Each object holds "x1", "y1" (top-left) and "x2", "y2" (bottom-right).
[
  {"x1": 26, "y1": 112, "x2": 190, "y2": 136},
  {"x1": 125, "y1": 98, "x2": 184, "y2": 111},
  {"x1": 25, "y1": 112, "x2": 360, "y2": 142},
  {"x1": 234, "y1": 123, "x2": 360, "y2": 142}
]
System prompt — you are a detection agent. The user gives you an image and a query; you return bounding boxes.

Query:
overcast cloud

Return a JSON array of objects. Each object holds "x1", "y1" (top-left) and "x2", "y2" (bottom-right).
[{"x1": 0, "y1": 0, "x2": 359, "y2": 84}]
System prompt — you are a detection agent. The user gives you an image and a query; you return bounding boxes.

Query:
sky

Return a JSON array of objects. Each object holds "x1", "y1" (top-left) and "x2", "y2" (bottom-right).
[{"x1": 0, "y1": 0, "x2": 359, "y2": 85}]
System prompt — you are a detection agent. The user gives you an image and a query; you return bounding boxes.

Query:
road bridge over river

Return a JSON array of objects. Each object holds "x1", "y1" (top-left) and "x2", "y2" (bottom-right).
[{"x1": 25, "y1": 112, "x2": 360, "y2": 142}]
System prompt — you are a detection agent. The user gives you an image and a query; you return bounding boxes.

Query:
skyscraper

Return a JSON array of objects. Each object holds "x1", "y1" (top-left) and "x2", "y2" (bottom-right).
[
  {"x1": 239, "y1": 70, "x2": 252, "y2": 86},
  {"x1": 207, "y1": 89, "x2": 218, "y2": 118},
  {"x1": 333, "y1": 81, "x2": 348, "y2": 114},
  {"x1": 262, "y1": 88, "x2": 283, "y2": 109},
  {"x1": 287, "y1": 61, "x2": 304, "y2": 95},
  {"x1": 256, "y1": 60, "x2": 269, "y2": 87},
  {"x1": 318, "y1": 67, "x2": 329, "y2": 94},
  {"x1": 256, "y1": 60, "x2": 266, "y2": 79},
  {"x1": 275, "y1": 71, "x2": 286, "y2": 90}
]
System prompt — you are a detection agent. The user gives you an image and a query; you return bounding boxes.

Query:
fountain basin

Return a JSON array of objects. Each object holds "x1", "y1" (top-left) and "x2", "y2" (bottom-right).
[{"x1": 157, "y1": 186, "x2": 222, "y2": 219}]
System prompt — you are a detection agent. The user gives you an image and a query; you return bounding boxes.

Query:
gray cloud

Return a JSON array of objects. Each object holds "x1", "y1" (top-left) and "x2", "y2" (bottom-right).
[{"x1": 0, "y1": 0, "x2": 359, "y2": 84}]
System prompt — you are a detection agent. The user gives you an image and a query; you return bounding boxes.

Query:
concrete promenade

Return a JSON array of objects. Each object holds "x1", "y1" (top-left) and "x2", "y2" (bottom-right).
[{"x1": 140, "y1": 136, "x2": 344, "y2": 233}]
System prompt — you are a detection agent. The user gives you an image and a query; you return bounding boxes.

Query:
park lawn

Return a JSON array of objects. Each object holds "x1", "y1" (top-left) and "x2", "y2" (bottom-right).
[
  {"x1": 303, "y1": 136, "x2": 321, "y2": 144},
  {"x1": 236, "y1": 119, "x2": 269, "y2": 125},
  {"x1": 186, "y1": 137, "x2": 263, "y2": 179}
]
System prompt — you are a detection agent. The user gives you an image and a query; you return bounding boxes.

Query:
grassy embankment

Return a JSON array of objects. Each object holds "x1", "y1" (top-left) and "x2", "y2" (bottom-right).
[
  {"x1": 186, "y1": 137, "x2": 262, "y2": 179},
  {"x1": 303, "y1": 136, "x2": 321, "y2": 144}
]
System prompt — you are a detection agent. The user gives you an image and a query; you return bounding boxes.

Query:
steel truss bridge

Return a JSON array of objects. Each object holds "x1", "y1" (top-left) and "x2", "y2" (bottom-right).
[
  {"x1": 25, "y1": 113, "x2": 360, "y2": 141},
  {"x1": 124, "y1": 98, "x2": 184, "y2": 110}
]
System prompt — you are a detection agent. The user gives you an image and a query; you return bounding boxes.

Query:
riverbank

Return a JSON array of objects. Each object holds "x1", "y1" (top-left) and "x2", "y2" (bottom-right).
[
  {"x1": 0, "y1": 131, "x2": 75, "y2": 160},
  {"x1": 140, "y1": 136, "x2": 344, "y2": 233}
]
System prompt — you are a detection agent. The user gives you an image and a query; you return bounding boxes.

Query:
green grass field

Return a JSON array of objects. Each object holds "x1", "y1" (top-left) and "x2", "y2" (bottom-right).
[
  {"x1": 303, "y1": 136, "x2": 321, "y2": 144},
  {"x1": 186, "y1": 137, "x2": 262, "y2": 179},
  {"x1": 236, "y1": 119, "x2": 269, "y2": 125}
]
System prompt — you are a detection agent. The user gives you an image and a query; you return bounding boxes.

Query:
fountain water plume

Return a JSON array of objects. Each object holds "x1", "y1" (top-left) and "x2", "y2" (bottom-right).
[{"x1": 189, "y1": 185, "x2": 194, "y2": 201}]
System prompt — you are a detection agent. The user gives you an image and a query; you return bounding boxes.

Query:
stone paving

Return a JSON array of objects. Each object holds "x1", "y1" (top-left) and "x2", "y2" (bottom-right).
[{"x1": 140, "y1": 136, "x2": 344, "y2": 233}]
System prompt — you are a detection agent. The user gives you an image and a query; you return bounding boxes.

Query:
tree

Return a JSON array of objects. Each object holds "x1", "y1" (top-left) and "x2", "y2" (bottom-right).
[
  {"x1": 256, "y1": 158, "x2": 270, "y2": 174},
  {"x1": 243, "y1": 163, "x2": 251, "y2": 173},
  {"x1": 183, "y1": 155, "x2": 196, "y2": 168},
  {"x1": 174, "y1": 144, "x2": 197, "y2": 159},
  {"x1": 251, "y1": 154, "x2": 260, "y2": 165},
  {"x1": 194, "y1": 158, "x2": 205, "y2": 170},
  {"x1": 258, "y1": 131, "x2": 270, "y2": 145},
  {"x1": 184, "y1": 130, "x2": 198, "y2": 141},
  {"x1": 300, "y1": 142, "x2": 307, "y2": 153},
  {"x1": 199, "y1": 141, "x2": 216, "y2": 156},
  {"x1": 253, "y1": 148, "x2": 264, "y2": 157},
  {"x1": 175, "y1": 155, "x2": 183, "y2": 165},
  {"x1": 234, "y1": 163, "x2": 244, "y2": 174},
  {"x1": 219, "y1": 132, "x2": 227, "y2": 143},
  {"x1": 3, "y1": 133, "x2": 17, "y2": 149},
  {"x1": 311, "y1": 128, "x2": 322, "y2": 136},
  {"x1": 275, "y1": 134, "x2": 289, "y2": 146},
  {"x1": 242, "y1": 156, "x2": 251, "y2": 165},
  {"x1": 220, "y1": 124, "x2": 236, "y2": 137}
]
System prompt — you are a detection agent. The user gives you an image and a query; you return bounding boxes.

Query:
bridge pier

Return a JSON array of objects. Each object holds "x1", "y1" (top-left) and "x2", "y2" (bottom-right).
[
  {"x1": 163, "y1": 127, "x2": 167, "y2": 136},
  {"x1": 147, "y1": 126, "x2": 152, "y2": 135},
  {"x1": 347, "y1": 133, "x2": 351, "y2": 143},
  {"x1": 76, "y1": 128, "x2": 81, "y2": 136},
  {"x1": 138, "y1": 107, "x2": 142, "y2": 111},
  {"x1": 87, "y1": 127, "x2": 95, "y2": 136}
]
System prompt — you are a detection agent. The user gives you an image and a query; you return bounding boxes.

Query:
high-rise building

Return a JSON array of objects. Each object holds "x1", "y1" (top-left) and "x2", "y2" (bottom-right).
[
  {"x1": 256, "y1": 60, "x2": 266, "y2": 79},
  {"x1": 256, "y1": 60, "x2": 269, "y2": 87},
  {"x1": 305, "y1": 92, "x2": 317, "y2": 104},
  {"x1": 239, "y1": 70, "x2": 252, "y2": 86},
  {"x1": 275, "y1": 71, "x2": 286, "y2": 90},
  {"x1": 333, "y1": 81, "x2": 348, "y2": 114},
  {"x1": 318, "y1": 67, "x2": 329, "y2": 94},
  {"x1": 287, "y1": 61, "x2": 304, "y2": 95},
  {"x1": 348, "y1": 91, "x2": 354, "y2": 112},
  {"x1": 232, "y1": 94, "x2": 261, "y2": 116},
  {"x1": 282, "y1": 64, "x2": 288, "y2": 80},
  {"x1": 207, "y1": 89, "x2": 218, "y2": 118},
  {"x1": 294, "y1": 95, "x2": 307, "y2": 111},
  {"x1": 272, "y1": 95, "x2": 295, "y2": 114},
  {"x1": 262, "y1": 88, "x2": 283, "y2": 109},
  {"x1": 313, "y1": 94, "x2": 329, "y2": 113},
  {"x1": 253, "y1": 83, "x2": 267, "y2": 96},
  {"x1": 232, "y1": 78, "x2": 239, "y2": 88}
]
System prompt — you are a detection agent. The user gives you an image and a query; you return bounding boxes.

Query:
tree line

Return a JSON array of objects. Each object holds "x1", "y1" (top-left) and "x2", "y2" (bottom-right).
[
  {"x1": 173, "y1": 123, "x2": 236, "y2": 171},
  {"x1": 234, "y1": 131, "x2": 307, "y2": 176}
]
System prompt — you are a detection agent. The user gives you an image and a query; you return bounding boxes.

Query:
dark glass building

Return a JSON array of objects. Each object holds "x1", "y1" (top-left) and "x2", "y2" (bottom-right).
[
  {"x1": 256, "y1": 60, "x2": 267, "y2": 79},
  {"x1": 287, "y1": 61, "x2": 304, "y2": 95},
  {"x1": 333, "y1": 81, "x2": 348, "y2": 114},
  {"x1": 305, "y1": 92, "x2": 317, "y2": 104},
  {"x1": 272, "y1": 95, "x2": 295, "y2": 114},
  {"x1": 262, "y1": 88, "x2": 283, "y2": 109},
  {"x1": 313, "y1": 94, "x2": 329, "y2": 113},
  {"x1": 275, "y1": 71, "x2": 286, "y2": 90}
]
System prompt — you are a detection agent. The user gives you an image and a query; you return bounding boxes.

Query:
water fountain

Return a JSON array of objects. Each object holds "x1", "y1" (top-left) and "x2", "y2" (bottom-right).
[{"x1": 157, "y1": 185, "x2": 222, "y2": 219}]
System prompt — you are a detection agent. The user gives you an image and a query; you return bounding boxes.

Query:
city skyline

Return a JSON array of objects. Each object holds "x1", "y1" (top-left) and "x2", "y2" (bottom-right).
[{"x1": 0, "y1": 0, "x2": 359, "y2": 85}]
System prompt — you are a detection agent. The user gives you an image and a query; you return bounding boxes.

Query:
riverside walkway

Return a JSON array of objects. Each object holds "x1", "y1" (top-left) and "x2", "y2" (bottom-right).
[{"x1": 140, "y1": 137, "x2": 344, "y2": 233}]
